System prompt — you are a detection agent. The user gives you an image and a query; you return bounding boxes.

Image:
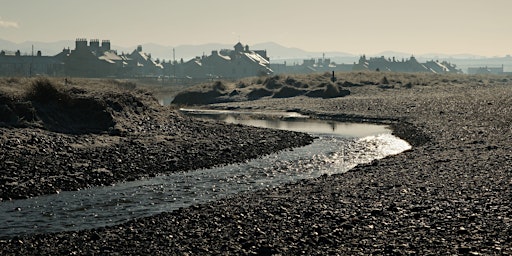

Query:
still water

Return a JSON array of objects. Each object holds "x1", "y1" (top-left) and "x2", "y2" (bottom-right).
[{"x1": 0, "y1": 110, "x2": 411, "y2": 237}]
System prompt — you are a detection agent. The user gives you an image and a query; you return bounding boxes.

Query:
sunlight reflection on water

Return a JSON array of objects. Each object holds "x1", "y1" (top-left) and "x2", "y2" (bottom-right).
[{"x1": 0, "y1": 110, "x2": 410, "y2": 237}]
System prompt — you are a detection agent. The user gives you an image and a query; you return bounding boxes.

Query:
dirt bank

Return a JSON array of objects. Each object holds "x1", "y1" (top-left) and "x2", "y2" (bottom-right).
[{"x1": 1, "y1": 73, "x2": 511, "y2": 255}]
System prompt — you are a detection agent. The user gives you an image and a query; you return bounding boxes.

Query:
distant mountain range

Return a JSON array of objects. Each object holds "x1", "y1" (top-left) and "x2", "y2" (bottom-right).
[{"x1": 2, "y1": 39, "x2": 511, "y2": 72}]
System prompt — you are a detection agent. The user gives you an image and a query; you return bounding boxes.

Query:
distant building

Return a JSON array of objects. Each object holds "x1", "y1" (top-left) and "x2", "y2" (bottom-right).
[
  {"x1": 52, "y1": 39, "x2": 167, "y2": 78},
  {"x1": 56, "y1": 39, "x2": 149, "y2": 77},
  {"x1": 0, "y1": 49, "x2": 64, "y2": 76},
  {"x1": 126, "y1": 45, "x2": 163, "y2": 77},
  {"x1": 423, "y1": 60, "x2": 461, "y2": 74},
  {"x1": 270, "y1": 55, "x2": 352, "y2": 75},
  {"x1": 353, "y1": 55, "x2": 461, "y2": 74},
  {"x1": 467, "y1": 66, "x2": 504, "y2": 75},
  {"x1": 0, "y1": 39, "x2": 465, "y2": 78},
  {"x1": 56, "y1": 39, "x2": 112, "y2": 77},
  {"x1": 162, "y1": 42, "x2": 273, "y2": 80}
]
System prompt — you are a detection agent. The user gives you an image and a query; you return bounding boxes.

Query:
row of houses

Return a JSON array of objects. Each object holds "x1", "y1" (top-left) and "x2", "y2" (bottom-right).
[
  {"x1": 270, "y1": 55, "x2": 462, "y2": 75},
  {"x1": 0, "y1": 39, "x2": 272, "y2": 79},
  {"x1": 167, "y1": 42, "x2": 272, "y2": 80},
  {"x1": 0, "y1": 39, "x2": 164, "y2": 77},
  {"x1": 352, "y1": 55, "x2": 461, "y2": 73},
  {"x1": 467, "y1": 65, "x2": 505, "y2": 75},
  {"x1": 271, "y1": 57, "x2": 353, "y2": 74},
  {"x1": 0, "y1": 49, "x2": 62, "y2": 77},
  {"x1": 1, "y1": 39, "x2": 465, "y2": 79}
]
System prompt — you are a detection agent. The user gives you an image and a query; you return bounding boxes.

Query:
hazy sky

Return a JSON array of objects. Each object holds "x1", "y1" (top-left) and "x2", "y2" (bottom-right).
[{"x1": 1, "y1": 0, "x2": 511, "y2": 56}]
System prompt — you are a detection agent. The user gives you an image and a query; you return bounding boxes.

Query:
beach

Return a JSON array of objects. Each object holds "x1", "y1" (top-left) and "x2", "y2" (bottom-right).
[{"x1": 1, "y1": 73, "x2": 511, "y2": 255}]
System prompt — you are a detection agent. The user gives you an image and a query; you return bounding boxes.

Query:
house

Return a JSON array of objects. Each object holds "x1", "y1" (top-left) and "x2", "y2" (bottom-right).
[
  {"x1": 163, "y1": 42, "x2": 273, "y2": 80},
  {"x1": 222, "y1": 42, "x2": 273, "y2": 78},
  {"x1": 54, "y1": 39, "x2": 163, "y2": 78},
  {"x1": 271, "y1": 56, "x2": 353, "y2": 75},
  {"x1": 55, "y1": 39, "x2": 126, "y2": 77},
  {"x1": 423, "y1": 60, "x2": 460, "y2": 74},
  {"x1": 467, "y1": 66, "x2": 504, "y2": 75},
  {"x1": 0, "y1": 49, "x2": 64, "y2": 76},
  {"x1": 126, "y1": 45, "x2": 163, "y2": 77}
]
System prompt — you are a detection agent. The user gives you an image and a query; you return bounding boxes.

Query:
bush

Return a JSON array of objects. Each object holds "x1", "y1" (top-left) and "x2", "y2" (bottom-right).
[
  {"x1": 213, "y1": 81, "x2": 227, "y2": 91},
  {"x1": 237, "y1": 81, "x2": 248, "y2": 88},
  {"x1": 247, "y1": 88, "x2": 273, "y2": 100},
  {"x1": 273, "y1": 86, "x2": 305, "y2": 98},
  {"x1": 108, "y1": 79, "x2": 136, "y2": 90},
  {"x1": 380, "y1": 76, "x2": 390, "y2": 85},
  {"x1": 324, "y1": 82, "x2": 340, "y2": 95},
  {"x1": 118, "y1": 81, "x2": 136, "y2": 90},
  {"x1": 264, "y1": 76, "x2": 283, "y2": 90},
  {"x1": 25, "y1": 78, "x2": 69, "y2": 103},
  {"x1": 4, "y1": 77, "x2": 21, "y2": 84}
]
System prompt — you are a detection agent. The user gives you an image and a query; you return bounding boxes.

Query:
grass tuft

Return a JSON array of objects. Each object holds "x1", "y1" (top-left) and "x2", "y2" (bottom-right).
[{"x1": 25, "y1": 78, "x2": 69, "y2": 103}]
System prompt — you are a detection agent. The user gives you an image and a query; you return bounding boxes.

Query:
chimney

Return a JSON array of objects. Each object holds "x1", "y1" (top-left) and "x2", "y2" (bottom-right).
[
  {"x1": 101, "y1": 40, "x2": 111, "y2": 51},
  {"x1": 75, "y1": 38, "x2": 88, "y2": 50},
  {"x1": 90, "y1": 39, "x2": 100, "y2": 53}
]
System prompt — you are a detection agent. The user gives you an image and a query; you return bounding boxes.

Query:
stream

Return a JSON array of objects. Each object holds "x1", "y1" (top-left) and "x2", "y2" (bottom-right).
[{"x1": 0, "y1": 110, "x2": 411, "y2": 237}]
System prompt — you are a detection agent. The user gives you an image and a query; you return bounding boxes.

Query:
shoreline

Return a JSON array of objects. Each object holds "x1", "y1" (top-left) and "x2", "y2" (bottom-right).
[{"x1": 1, "y1": 74, "x2": 511, "y2": 254}]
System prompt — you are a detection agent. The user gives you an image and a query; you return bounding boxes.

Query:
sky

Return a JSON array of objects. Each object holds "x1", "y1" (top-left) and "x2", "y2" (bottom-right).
[{"x1": 1, "y1": 0, "x2": 511, "y2": 57}]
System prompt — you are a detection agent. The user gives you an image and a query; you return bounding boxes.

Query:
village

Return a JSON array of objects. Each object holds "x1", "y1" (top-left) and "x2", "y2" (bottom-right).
[{"x1": 0, "y1": 38, "x2": 465, "y2": 80}]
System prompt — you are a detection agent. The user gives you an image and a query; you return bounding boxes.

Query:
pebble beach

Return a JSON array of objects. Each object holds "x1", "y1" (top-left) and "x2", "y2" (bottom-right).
[{"x1": 1, "y1": 74, "x2": 511, "y2": 255}]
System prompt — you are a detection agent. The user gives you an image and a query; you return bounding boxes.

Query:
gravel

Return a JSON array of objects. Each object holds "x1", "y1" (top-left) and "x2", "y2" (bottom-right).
[
  {"x1": 1, "y1": 74, "x2": 511, "y2": 255},
  {"x1": 0, "y1": 86, "x2": 313, "y2": 201}
]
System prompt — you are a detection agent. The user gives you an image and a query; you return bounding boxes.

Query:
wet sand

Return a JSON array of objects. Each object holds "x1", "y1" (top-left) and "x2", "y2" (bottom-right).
[{"x1": 1, "y1": 74, "x2": 511, "y2": 255}]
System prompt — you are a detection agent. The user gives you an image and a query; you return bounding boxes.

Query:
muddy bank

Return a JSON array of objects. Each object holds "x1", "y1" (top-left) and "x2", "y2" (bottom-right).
[
  {"x1": 1, "y1": 73, "x2": 512, "y2": 255},
  {"x1": 0, "y1": 78, "x2": 313, "y2": 200}
]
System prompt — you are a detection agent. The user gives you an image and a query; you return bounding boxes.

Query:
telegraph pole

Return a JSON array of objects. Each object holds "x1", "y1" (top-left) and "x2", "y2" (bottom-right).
[
  {"x1": 173, "y1": 48, "x2": 176, "y2": 83},
  {"x1": 28, "y1": 45, "x2": 35, "y2": 77}
]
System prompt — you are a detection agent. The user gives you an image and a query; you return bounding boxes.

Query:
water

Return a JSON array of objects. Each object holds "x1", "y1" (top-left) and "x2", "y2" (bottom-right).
[
  {"x1": 179, "y1": 108, "x2": 391, "y2": 137},
  {"x1": 0, "y1": 110, "x2": 411, "y2": 237}
]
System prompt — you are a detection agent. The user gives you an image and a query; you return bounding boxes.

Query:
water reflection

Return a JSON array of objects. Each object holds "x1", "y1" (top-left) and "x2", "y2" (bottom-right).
[
  {"x1": 180, "y1": 108, "x2": 389, "y2": 137},
  {"x1": 0, "y1": 110, "x2": 411, "y2": 237}
]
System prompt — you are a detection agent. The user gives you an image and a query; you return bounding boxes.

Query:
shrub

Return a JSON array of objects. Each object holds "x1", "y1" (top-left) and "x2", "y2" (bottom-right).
[
  {"x1": 213, "y1": 81, "x2": 226, "y2": 91},
  {"x1": 285, "y1": 77, "x2": 296, "y2": 85},
  {"x1": 237, "y1": 81, "x2": 248, "y2": 88},
  {"x1": 4, "y1": 77, "x2": 20, "y2": 84},
  {"x1": 380, "y1": 76, "x2": 390, "y2": 85},
  {"x1": 118, "y1": 81, "x2": 136, "y2": 90},
  {"x1": 324, "y1": 82, "x2": 340, "y2": 96},
  {"x1": 264, "y1": 76, "x2": 283, "y2": 90},
  {"x1": 273, "y1": 86, "x2": 305, "y2": 98},
  {"x1": 25, "y1": 78, "x2": 69, "y2": 103},
  {"x1": 247, "y1": 88, "x2": 273, "y2": 100},
  {"x1": 108, "y1": 79, "x2": 136, "y2": 90}
]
